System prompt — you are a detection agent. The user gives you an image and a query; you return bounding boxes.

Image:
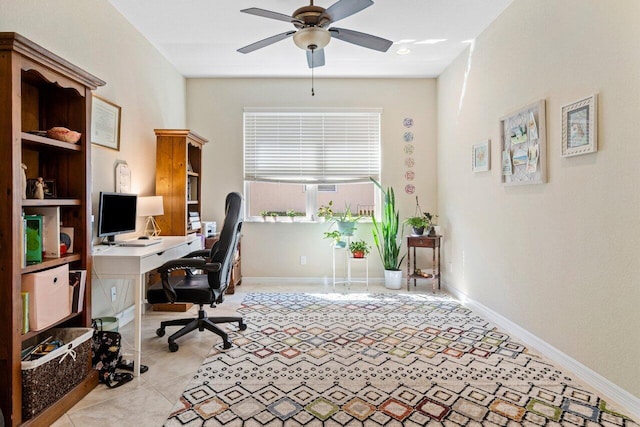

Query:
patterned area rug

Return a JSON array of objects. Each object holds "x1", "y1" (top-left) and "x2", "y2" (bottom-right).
[{"x1": 165, "y1": 293, "x2": 637, "y2": 426}]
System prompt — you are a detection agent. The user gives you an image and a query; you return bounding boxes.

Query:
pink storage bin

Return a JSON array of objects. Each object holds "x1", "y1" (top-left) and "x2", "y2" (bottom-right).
[{"x1": 22, "y1": 264, "x2": 71, "y2": 331}]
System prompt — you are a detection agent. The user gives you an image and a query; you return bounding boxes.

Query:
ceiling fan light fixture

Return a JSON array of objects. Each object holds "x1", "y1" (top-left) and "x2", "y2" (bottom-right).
[{"x1": 293, "y1": 27, "x2": 331, "y2": 51}]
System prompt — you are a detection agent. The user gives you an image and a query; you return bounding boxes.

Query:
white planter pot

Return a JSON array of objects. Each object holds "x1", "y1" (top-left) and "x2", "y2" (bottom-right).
[{"x1": 384, "y1": 269, "x2": 403, "y2": 290}]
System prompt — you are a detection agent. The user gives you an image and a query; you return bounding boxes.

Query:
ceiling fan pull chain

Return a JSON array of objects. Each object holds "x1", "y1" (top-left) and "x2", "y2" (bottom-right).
[{"x1": 311, "y1": 50, "x2": 315, "y2": 96}]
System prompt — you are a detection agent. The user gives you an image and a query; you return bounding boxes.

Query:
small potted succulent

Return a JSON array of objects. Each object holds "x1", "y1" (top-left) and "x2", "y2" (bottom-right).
[
  {"x1": 270, "y1": 212, "x2": 278, "y2": 222},
  {"x1": 349, "y1": 240, "x2": 370, "y2": 258},
  {"x1": 260, "y1": 210, "x2": 269, "y2": 221},
  {"x1": 323, "y1": 230, "x2": 346, "y2": 248},
  {"x1": 286, "y1": 209, "x2": 296, "y2": 221}
]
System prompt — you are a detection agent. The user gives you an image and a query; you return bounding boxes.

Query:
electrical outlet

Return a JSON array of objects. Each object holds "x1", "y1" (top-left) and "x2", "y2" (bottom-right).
[
  {"x1": 111, "y1": 286, "x2": 117, "y2": 302},
  {"x1": 300, "y1": 255, "x2": 307, "y2": 265}
]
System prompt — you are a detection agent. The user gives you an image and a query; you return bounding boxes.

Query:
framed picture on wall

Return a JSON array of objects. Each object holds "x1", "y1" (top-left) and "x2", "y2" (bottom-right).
[
  {"x1": 499, "y1": 99, "x2": 547, "y2": 186},
  {"x1": 561, "y1": 94, "x2": 597, "y2": 157},
  {"x1": 91, "y1": 95, "x2": 121, "y2": 151},
  {"x1": 472, "y1": 140, "x2": 490, "y2": 172}
]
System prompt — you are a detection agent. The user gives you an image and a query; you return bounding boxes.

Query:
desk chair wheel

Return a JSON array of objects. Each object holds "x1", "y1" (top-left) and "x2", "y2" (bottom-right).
[
  {"x1": 156, "y1": 328, "x2": 165, "y2": 337},
  {"x1": 169, "y1": 341, "x2": 179, "y2": 352},
  {"x1": 222, "y1": 340, "x2": 232, "y2": 350},
  {"x1": 239, "y1": 322, "x2": 247, "y2": 331}
]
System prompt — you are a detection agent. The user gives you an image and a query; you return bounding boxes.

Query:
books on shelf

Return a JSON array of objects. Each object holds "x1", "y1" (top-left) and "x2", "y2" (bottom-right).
[
  {"x1": 69, "y1": 270, "x2": 87, "y2": 313},
  {"x1": 188, "y1": 211, "x2": 201, "y2": 231}
]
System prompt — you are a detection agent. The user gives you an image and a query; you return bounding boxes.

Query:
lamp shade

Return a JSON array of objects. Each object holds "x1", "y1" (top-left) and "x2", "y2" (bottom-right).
[
  {"x1": 137, "y1": 195, "x2": 164, "y2": 217},
  {"x1": 293, "y1": 27, "x2": 331, "y2": 51}
]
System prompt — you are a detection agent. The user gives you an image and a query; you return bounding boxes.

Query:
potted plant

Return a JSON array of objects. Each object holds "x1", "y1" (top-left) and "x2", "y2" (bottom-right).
[
  {"x1": 270, "y1": 212, "x2": 278, "y2": 222},
  {"x1": 370, "y1": 178, "x2": 405, "y2": 289},
  {"x1": 424, "y1": 212, "x2": 438, "y2": 236},
  {"x1": 286, "y1": 209, "x2": 296, "y2": 221},
  {"x1": 349, "y1": 240, "x2": 370, "y2": 258},
  {"x1": 404, "y1": 215, "x2": 430, "y2": 236},
  {"x1": 260, "y1": 210, "x2": 269, "y2": 221},
  {"x1": 317, "y1": 201, "x2": 334, "y2": 222},
  {"x1": 323, "y1": 230, "x2": 346, "y2": 248},
  {"x1": 334, "y1": 204, "x2": 360, "y2": 236}
]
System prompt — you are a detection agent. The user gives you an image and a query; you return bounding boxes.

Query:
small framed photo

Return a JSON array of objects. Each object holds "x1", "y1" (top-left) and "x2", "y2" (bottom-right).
[
  {"x1": 26, "y1": 178, "x2": 57, "y2": 198},
  {"x1": 472, "y1": 140, "x2": 490, "y2": 172},
  {"x1": 562, "y1": 94, "x2": 597, "y2": 157},
  {"x1": 91, "y1": 95, "x2": 121, "y2": 151}
]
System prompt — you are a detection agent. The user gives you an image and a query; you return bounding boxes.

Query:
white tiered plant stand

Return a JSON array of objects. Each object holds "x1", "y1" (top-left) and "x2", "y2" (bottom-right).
[{"x1": 332, "y1": 238, "x2": 369, "y2": 292}]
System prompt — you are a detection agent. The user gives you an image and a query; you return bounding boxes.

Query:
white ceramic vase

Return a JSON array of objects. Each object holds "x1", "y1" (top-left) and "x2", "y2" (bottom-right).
[{"x1": 384, "y1": 269, "x2": 403, "y2": 290}]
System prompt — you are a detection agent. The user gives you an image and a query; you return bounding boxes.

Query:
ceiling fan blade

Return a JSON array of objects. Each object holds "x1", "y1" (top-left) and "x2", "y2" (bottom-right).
[
  {"x1": 237, "y1": 31, "x2": 296, "y2": 54},
  {"x1": 306, "y1": 49, "x2": 326, "y2": 68},
  {"x1": 328, "y1": 27, "x2": 393, "y2": 52},
  {"x1": 240, "y1": 8, "x2": 303, "y2": 24},
  {"x1": 323, "y1": 0, "x2": 373, "y2": 24}
]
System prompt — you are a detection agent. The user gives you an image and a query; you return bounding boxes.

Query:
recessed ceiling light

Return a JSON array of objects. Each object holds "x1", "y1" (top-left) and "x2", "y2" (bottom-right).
[
  {"x1": 396, "y1": 48, "x2": 411, "y2": 55},
  {"x1": 393, "y1": 39, "x2": 416, "y2": 45},
  {"x1": 415, "y1": 39, "x2": 447, "y2": 45}
]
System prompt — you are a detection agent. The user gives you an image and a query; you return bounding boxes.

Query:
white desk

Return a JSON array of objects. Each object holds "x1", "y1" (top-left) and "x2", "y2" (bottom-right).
[{"x1": 92, "y1": 235, "x2": 203, "y2": 376}]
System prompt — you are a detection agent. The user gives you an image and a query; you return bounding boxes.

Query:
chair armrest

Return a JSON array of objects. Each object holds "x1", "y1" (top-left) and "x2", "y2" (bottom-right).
[
  {"x1": 158, "y1": 258, "x2": 205, "y2": 273},
  {"x1": 183, "y1": 249, "x2": 211, "y2": 259},
  {"x1": 158, "y1": 258, "x2": 222, "y2": 274}
]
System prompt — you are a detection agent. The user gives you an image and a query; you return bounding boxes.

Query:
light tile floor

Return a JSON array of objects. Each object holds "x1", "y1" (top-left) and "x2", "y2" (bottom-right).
[{"x1": 52, "y1": 280, "x2": 408, "y2": 427}]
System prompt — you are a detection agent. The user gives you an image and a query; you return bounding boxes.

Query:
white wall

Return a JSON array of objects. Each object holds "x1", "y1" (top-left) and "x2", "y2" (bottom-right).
[
  {"x1": 437, "y1": 0, "x2": 640, "y2": 398},
  {"x1": 0, "y1": 0, "x2": 187, "y2": 317},
  {"x1": 187, "y1": 78, "x2": 437, "y2": 279}
]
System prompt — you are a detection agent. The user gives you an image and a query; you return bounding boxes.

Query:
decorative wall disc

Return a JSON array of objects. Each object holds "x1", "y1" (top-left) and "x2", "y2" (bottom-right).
[
  {"x1": 405, "y1": 184, "x2": 415, "y2": 194},
  {"x1": 403, "y1": 118, "x2": 414, "y2": 128},
  {"x1": 403, "y1": 131, "x2": 414, "y2": 142},
  {"x1": 405, "y1": 170, "x2": 415, "y2": 181},
  {"x1": 404, "y1": 157, "x2": 415, "y2": 168},
  {"x1": 404, "y1": 144, "x2": 414, "y2": 155}
]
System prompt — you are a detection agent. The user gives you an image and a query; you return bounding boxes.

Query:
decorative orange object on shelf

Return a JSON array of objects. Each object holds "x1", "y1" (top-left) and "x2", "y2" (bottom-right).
[{"x1": 47, "y1": 127, "x2": 82, "y2": 143}]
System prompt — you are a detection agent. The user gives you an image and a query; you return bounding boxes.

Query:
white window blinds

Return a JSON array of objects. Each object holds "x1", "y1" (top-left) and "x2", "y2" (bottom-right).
[{"x1": 244, "y1": 109, "x2": 381, "y2": 183}]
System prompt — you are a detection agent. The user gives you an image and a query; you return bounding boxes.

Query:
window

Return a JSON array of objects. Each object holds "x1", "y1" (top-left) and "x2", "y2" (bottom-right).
[{"x1": 244, "y1": 108, "x2": 381, "y2": 219}]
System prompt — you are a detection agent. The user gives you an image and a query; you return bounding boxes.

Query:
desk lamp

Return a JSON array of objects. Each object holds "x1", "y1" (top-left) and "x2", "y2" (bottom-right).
[{"x1": 138, "y1": 195, "x2": 164, "y2": 237}]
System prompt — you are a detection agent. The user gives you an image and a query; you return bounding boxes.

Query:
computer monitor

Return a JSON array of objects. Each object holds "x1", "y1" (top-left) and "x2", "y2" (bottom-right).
[{"x1": 97, "y1": 192, "x2": 137, "y2": 243}]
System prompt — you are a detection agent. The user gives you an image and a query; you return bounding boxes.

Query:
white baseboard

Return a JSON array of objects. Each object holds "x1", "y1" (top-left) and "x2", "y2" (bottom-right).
[
  {"x1": 115, "y1": 304, "x2": 135, "y2": 328},
  {"x1": 445, "y1": 284, "x2": 640, "y2": 420},
  {"x1": 242, "y1": 276, "x2": 386, "y2": 286}
]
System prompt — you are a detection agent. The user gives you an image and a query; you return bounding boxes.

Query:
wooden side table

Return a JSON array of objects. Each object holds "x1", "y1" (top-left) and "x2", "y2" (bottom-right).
[{"x1": 407, "y1": 235, "x2": 442, "y2": 293}]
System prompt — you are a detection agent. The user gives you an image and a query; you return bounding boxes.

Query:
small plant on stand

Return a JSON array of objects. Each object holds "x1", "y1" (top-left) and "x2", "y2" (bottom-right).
[
  {"x1": 334, "y1": 204, "x2": 360, "y2": 236},
  {"x1": 260, "y1": 210, "x2": 269, "y2": 221},
  {"x1": 404, "y1": 216, "x2": 430, "y2": 236},
  {"x1": 349, "y1": 240, "x2": 370, "y2": 258},
  {"x1": 286, "y1": 209, "x2": 296, "y2": 221},
  {"x1": 423, "y1": 212, "x2": 438, "y2": 235},
  {"x1": 324, "y1": 230, "x2": 345, "y2": 248},
  {"x1": 270, "y1": 212, "x2": 278, "y2": 222}
]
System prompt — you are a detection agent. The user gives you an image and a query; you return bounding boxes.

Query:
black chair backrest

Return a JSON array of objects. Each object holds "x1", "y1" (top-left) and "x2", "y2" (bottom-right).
[{"x1": 208, "y1": 192, "x2": 243, "y2": 290}]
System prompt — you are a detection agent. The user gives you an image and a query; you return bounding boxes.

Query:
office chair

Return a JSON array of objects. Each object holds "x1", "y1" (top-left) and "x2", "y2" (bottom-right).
[{"x1": 147, "y1": 192, "x2": 246, "y2": 352}]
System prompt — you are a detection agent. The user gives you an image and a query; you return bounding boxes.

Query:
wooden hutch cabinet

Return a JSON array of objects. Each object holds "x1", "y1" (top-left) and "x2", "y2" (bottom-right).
[
  {"x1": 154, "y1": 129, "x2": 208, "y2": 236},
  {"x1": 0, "y1": 33, "x2": 104, "y2": 426}
]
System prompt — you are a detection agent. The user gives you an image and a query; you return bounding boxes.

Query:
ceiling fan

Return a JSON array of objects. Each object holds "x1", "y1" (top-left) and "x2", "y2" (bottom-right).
[{"x1": 237, "y1": 0, "x2": 393, "y2": 69}]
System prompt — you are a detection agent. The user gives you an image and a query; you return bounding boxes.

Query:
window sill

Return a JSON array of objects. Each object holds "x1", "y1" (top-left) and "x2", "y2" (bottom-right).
[{"x1": 246, "y1": 218, "x2": 373, "y2": 224}]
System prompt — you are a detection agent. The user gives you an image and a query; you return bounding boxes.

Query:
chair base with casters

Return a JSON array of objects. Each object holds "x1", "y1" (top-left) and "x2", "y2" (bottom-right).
[
  {"x1": 155, "y1": 304, "x2": 247, "y2": 352},
  {"x1": 147, "y1": 274, "x2": 247, "y2": 352}
]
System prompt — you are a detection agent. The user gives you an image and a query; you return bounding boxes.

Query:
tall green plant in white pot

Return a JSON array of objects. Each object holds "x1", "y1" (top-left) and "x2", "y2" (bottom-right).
[{"x1": 371, "y1": 178, "x2": 405, "y2": 289}]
